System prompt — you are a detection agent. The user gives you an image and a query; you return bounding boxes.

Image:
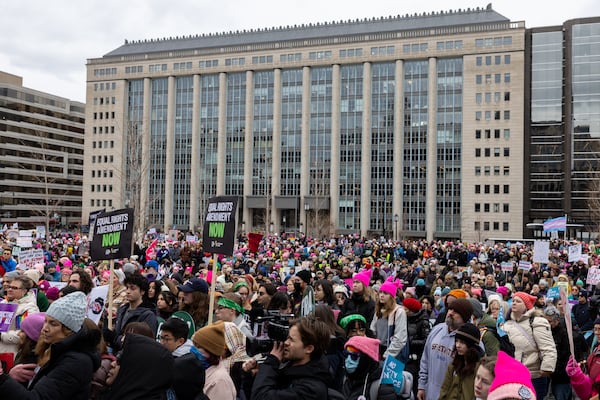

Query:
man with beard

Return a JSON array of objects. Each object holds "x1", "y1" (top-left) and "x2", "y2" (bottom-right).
[
  {"x1": 417, "y1": 298, "x2": 473, "y2": 400},
  {"x1": 246, "y1": 315, "x2": 331, "y2": 400}
]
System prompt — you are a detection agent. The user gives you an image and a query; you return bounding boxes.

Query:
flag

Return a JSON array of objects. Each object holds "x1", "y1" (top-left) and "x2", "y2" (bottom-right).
[{"x1": 543, "y1": 216, "x2": 566, "y2": 232}]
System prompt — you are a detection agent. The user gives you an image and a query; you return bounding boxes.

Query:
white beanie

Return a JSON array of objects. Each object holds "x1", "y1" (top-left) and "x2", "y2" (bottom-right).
[{"x1": 46, "y1": 291, "x2": 87, "y2": 332}]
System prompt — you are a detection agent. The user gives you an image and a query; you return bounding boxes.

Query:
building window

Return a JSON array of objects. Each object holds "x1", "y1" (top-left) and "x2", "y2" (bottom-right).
[
  {"x1": 494, "y1": 148, "x2": 500, "y2": 157},
  {"x1": 476, "y1": 111, "x2": 482, "y2": 121},
  {"x1": 475, "y1": 148, "x2": 481, "y2": 157},
  {"x1": 494, "y1": 166, "x2": 500, "y2": 175},
  {"x1": 493, "y1": 221, "x2": 500, "y2": 230},
  {"x1": 475, "y1": 185, "x2": 481, "y2": 194},
  {"x1": 504, "y1": 55, "x2": 511, "y2": 64},
  {"x1": 503, "y1": 222, "x2": 509, "y2": 231},
  {"x1": 503, "y1": 203, "x2": 509, "y2": 212},
  {"x1": 504, "y1": 110, "x2": 510, "y2": 120},
  {"x1": 485, "y1": 129, "x2": 491, "y2": 139},
  {"x1": 504, "y1": 148, "x2": 510, "y2": 157},
  {"x1": 475, "y1": 203, "x2": 481, "y2": 212},
  {"x1": 485, "y1": 111, "x2": 491, "y2": 120},
  {"x1": 484, "y1": 148, "x2": 490, "y2": 157},
  {"x1": 503, "y1": 166, "x2": 509, "y2": 176},
  {"x1": 476, "y1": 93, "x2": 482, "y2": 104},
  {"x1": 495, "y1": 55, "x2": 501, "y2": 65},
  {"x1": 486, "y1": 56, "x2": 492, "y2": 65},
  {"x1": 494, "y1": 203, "x2": 500, "y2": 213},
  {"x1": 503, "y1": 185, "x2": 509, "y2": 194},
  {"x1": 484, "y1": 222, "x2": 490, "y2": 231},
  {"x1": 484, "y1": 166, "x2": 490, "y2": 176},
  {"x1": 476, "y1": 75, "x2": 482, "y2": 84},
  {"x1": 494, "y1": 129, "x2": 500, "y2": 139},
  {"x1": 494, "y1": 185, "x2": 500, "y2": 194},
  {"x1": 504, "y1": 92, "x2": 510, "y2": 101},
  {"x1": 475, "y1": 167, "x2": 481, "y2": 176},
  {"x1": 484, "y1": 185, "x2": 490, "y2": 194},
  {"x1": 494, "y1": 111, "x2": 501, "y2": 120},
  {"x1": 476, "y1": 56, "x2": 482, "y2": 66},
  {"x1": 495, "y1": 74, "x2": 501, "y2": 84},
  {"x1": 475, "y1": 130, "x2": 481, "y2": 139},
  {"x1": 504, "y1": 73, "x2": 511, "y2": 83},
  {"x1": 504, "y1": 129, "x2": 510, "y2": 140},
  {"x1": 484, "y1": 203, "x2": 490, "y2": 212}
]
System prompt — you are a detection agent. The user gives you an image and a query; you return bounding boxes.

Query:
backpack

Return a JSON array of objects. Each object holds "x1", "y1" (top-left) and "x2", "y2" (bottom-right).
[{"x1": 480, "y1": 326, "x2": 515, "y2": 357}]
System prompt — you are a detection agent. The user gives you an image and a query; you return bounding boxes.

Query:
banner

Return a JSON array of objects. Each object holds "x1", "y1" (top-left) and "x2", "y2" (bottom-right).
[
  {"x1": 0, "y1": 303, "x2": 19, "y2": 333},
  {"x1": 587, "y1": 266, "x2": 600, "y2": 286},
  {"x1": 17, "y1": 249, "x2": 44, "y2": 269},
  {"x1": 87, "y1": 285, "x2": 109, "y2": 324},
  {"x1": 202, "y1": 196, "x2": 239, "y2": 256},
  {"x1": 90, "y1": 208, "x2": 135, "y2": 261},
  {"x1": 568, "y1": 244, "x2": 583, "y2": 263},
  {"x1": 533, "y1": 240, "x2": 550, "y2": 264}
]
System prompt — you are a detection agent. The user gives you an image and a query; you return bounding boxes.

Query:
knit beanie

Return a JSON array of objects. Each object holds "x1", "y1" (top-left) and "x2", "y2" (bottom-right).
[
  {"x1": 513, "y1": 291, "x2": 537, "y2": 310},
  {"x1": 488, "y1": 351, "x2": 536, "y2": 400},
  {"x1": 468, "y1": 298, "x2": 484, "y2": 319},
  {"x1": 448, "y1": 298, "x2": 473, "y2": 323},
  {"x1": 296, "y1": 269, "x2": 312, "y2": 284},
  {"x1": 339, "y1": 314, "x2": 367, "y2": 329},
  {"x1": 379, "y1": 277, "x2": 402, "y2": 297},
  {"x1": 345, "y1": 335, "x2": 380, "y2": 362},
  {"x1": 496, "y1": 286, "x2": 509, "y2": 297},
  {"x1": 448, "y1": 289, "x2": 468, "y2": 299},
  {"x1": 192, "y1": 321, "x2": 226, "y2": 357},
  {"x1": 21, "y1": 312, "x2": 46, "y2": 342},
  {"x1": 45, "y1": 286, "x2": 60, "y2": 301},
  {"x1": 403, "y1": 298, "x2": 422, "y2": 313},
  {"x1": 455, "y1": 322, "x2": 481, "y2": 348},
  {"x1": 353, "y1": 270, "x2": 371, "y2": 288},
  {"x1": 46, "y1": 291, "x2": 87, "y2": 332}
]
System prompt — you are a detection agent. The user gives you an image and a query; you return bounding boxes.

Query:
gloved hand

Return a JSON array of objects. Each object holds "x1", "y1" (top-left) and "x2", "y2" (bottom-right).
[{"x1": 566, "y1": 355, "x2": 580, "y2": 377}]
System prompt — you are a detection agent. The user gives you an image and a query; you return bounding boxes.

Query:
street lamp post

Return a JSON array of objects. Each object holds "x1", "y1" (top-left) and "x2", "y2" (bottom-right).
[
  {"x1": 304, "y1": 203, "x2": 309, "y2": 236},
  {"x1": 394, "y1": 214, "x2": 399, "y2": 241}
]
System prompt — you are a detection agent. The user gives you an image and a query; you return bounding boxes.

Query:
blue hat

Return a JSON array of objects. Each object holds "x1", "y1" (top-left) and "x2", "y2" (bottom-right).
[
  {"x1": 145, "y1": 260, "x2": 159, "y2": 269},
  {"x1": 441, "y1": 286, "x2": 451, "y2": 296},
  {"x1": 416, "y1": 278, "x2": 426, "y2": 287},
  {"x1": 178, "y1": 277, "x2": 209, "y2": 293}
]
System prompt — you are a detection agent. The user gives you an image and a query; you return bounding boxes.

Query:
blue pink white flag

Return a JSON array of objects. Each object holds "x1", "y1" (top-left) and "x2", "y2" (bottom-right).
[{"x1": 543, "y1": 216, "x2": 567, "y2": 232}]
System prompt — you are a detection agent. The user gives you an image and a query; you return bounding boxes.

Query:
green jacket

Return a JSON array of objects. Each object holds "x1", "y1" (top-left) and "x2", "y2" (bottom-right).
[
  {"x1": 478, "y1": 313, "x2": 500, "y2": 356},
  {"x1": 439, "y1": 363, "x2": 475, "y2": 400}
]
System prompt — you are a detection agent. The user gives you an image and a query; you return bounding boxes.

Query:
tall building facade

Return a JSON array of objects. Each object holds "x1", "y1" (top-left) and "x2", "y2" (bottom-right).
[
  {"x1": 525, "y1": 18, "x2": 600, "y2": 240},
  {"x1": 84, "y1": 6, "x2": 526, "y2": 241},
  {"x1": 0, "y1": 71, "x2": 85, "y2": 229}
]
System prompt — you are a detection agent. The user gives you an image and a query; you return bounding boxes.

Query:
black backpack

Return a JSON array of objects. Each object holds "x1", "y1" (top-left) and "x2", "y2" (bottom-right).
[{"x1": 480, "y1": 326, "x2": 515, "y2": 357}]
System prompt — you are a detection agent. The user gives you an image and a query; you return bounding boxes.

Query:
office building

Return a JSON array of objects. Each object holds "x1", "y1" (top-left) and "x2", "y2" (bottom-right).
[
  {"x1": 0, "y1": 71, "x2": 85, "y2": 229},
  {"x1": 84, "y1": 5, "x2": 526, "y2": 241}
]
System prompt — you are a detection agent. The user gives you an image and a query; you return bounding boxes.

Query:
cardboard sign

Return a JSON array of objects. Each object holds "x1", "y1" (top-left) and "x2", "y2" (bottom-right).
[
  {"x1": 587, "y1": 266, "x2": 600, "y2": 286},
  {"x1": 17, "y1": 249, "x2": 45, "y2": 269},
  {"x1": 87, "y1": 285, "x2": 109, "y2": 324},
  {"x1": 533, "y1": 240, "x2": 550, "y2": 264},
  {"x1": 202, "y1": 196, "x2": 239, "y2": 256},
  {"x1": 0, "y1": 303, "x2": 19, "y2": 333},
  {"x1": 90, "y1": 208, "x2": 135, "y2": 261},
  {"x1": 569, "y1": 244, "x2": 582, "y2": 263}
]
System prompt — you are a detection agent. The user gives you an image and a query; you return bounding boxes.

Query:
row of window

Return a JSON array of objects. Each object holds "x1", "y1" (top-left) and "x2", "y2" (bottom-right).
[
  {"x1": 371, "y1": 46, "x2": 395, "y2": 56},
  {"x1": 474, "y1": 221, "x2": 510, "y2": 231},
  {"x1": 476, "y1": 92, "x2": 510, "y2": 104},
  {"x1": 474, "y1": 166, "x2": 510, "y2": 176},
  {"x1": 475, "y1": 129, "x2": 510, "y2": 140},
  {"x1": 403, "y1": 43, "x2": 428, "y2": 53},
  {"x1": 90, "y1": 184, "x2": 113, "y2": 192},
  {"x1": 174, "y1": 62, "x2": 193, "y2": 70},
  {"x1": 280, "y1": 53, "x2": 302, "y2": 62},
  {"x1": 149, "y1": 64, "x2": 168, "y2": 72},
  {"x1": 91, "y1": 140, "x2": 115, "y2": 149},
  {"x1": 225, "y1": 57, "x2": 246, "y2": 66},
  {"x1": 91, "y1": 155, "x2": 114, "y2": 163},
  {"x1": 475, "y1": 73, "x2": 511, "y2": 84},
  {"x1": 125, "y1": 66, "x2": 143, "y2": 74},
  {"x1": 93, "y1": 82, "x2": 116, "y2": 91},
  {"x1": 339, "y1": 48, "x2": 363, "y2": 58},
  {"x1": 474, "y1": 184, "x2": 510, "y2": 194},
  {"x1": 91, "y1": 169, "x2": 114, "y2": 178},
  {"x1": 476, "y1": 55, "x2": 511, "y2": 66},
  {"x1": 92, "y1": 126, "x2": 115, "y2": 134},
  {"x1": 475, "y1": 147, "x2": 510, "y2": 157},
  {"x1": 90, "y1": 199, "x2": 113, "y2": 207},
  {"x1": 475, "y1": 110, "x2": 510, "y2": 121},
  {"x1": 475, "y1": 203, "x2": 510, "y2": 213},
  {"x1": 436, "y1": 40, "x2": 463, "y2": 51},
  {"x1": 199, "y1": 60, "x2": 219, "y2": 68},
  {"x1": 92, "y1": 97, "x2": 116, "y2": 106},
  {"x1": 93, "y1": 68, "x2": 117, "y2": 76},
  {"x1": 309, "y1": 51, "x2": 332, "y2": 60},
  {"x1": 475, "y1": 36, "x2": 513, "y2": 48},
  {"x1": 252, "y1": 55, "x2": 274, "y2": 64},
  {"x1": 92, "y1": 111, "x2": 116, "y2": 120}
]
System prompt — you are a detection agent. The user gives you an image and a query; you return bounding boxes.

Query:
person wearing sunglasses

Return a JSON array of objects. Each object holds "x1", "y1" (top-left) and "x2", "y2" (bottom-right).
[
  {"x1": 341, "y1": 335, "x2": 397, "y2": 400},
  {"x1": 1, "y1": 247, "x2": 17, "y2": 276}
]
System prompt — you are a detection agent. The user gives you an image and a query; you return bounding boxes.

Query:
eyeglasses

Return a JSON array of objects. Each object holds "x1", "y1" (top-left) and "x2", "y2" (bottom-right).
[
  {"x1": 343, "y1": 349, "x2": 361, "y2": 361},
  {"x1": 6, "y1": 285, "x2": 24, "y2": 290}
]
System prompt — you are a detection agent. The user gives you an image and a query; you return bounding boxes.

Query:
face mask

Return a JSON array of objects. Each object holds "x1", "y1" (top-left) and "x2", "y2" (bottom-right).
[
  {"x1": 345, "y1": 356, "x2": 360, "y2": 373},
  {"x1": 190, "y1": 346, "x2": 211, "y2": 370},
  {"x1": 293, "y1": 282, "x2": 302, "y2": 293}
]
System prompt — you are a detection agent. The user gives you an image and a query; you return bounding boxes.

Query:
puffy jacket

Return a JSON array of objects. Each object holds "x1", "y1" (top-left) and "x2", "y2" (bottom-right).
[
  {"x1": 251, "y1": 354, "x2": 330, "y2": 400},
  {"x1": 503, "y1": 309, "x2": 557, "y2": 379},
  {"x1": 0, "y1": 326, "x2": 101, "y2": 400},
  {"x1": 0, "y1": 291, "x2": 40, "y2": 356},
  {"x1": 406, "y1": 308, "x2": 431, "y2": 359},
  {"x1": 370, "y1": 304, "x2": 408, "y2": 359}
]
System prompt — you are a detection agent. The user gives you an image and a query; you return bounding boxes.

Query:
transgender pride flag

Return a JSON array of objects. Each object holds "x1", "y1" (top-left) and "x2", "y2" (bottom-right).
[{"x1": 543, "y1": 215, "x2": 567, "y2": 232}]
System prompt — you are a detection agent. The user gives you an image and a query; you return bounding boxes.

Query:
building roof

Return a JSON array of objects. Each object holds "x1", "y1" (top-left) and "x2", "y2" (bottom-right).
[{"x1": 103, "y1": 5, "x2": 510, "y2": 58}]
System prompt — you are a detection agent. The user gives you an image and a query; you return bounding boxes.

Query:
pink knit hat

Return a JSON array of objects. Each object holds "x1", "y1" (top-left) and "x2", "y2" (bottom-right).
[
  {"x1": 21, "y1": 312, "x2": 46, "y2": 342},
  {"x1": 379, "y1": 277, "x2": 403, "y2": 297},
  {"x1": 488, "y1": 351, "x2": 536, "y2": 400},
  {"x1": 513, "y1": 291, "x2": 537, "y2": 311},
  {"x1": 353, "y1": 270, "x2": 372, "y2": 288},
  {"x1": 345, "y1": 335, "x2": 380, "y2": 362}
]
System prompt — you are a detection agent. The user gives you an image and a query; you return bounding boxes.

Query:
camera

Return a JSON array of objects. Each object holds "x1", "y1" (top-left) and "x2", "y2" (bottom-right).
[{"x1": 246, "y1": 311, "x2": 293, "y2": 356}]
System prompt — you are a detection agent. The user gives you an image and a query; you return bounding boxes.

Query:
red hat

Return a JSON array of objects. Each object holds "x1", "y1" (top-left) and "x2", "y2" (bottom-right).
[
  {"x1": 513, "y1": 291, "x2": 537, "y2": 310},
  {"x1": 403, "y1": 297, "x2": 422, "y2": 313}
]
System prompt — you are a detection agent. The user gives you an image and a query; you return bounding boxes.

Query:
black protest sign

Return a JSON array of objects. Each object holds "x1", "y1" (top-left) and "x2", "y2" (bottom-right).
[
  {"x1": 90, "y1": 208, "x2": 134, "y2": 261},
  {"x1": 202, "y1": 196, "x2": 238, "y2": 256}
]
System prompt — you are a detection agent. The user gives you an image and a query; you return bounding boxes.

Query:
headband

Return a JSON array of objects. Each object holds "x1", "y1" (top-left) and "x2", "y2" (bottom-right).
[
  {"x1": 339, "y1": 314, "x2": 367, "y2": 329},
  {"x1": 233, "y1": 281, "x2": 249, "y2": 292},
  {"x1": 217, "y1": 297, "x2": 244, "y2": 314}
]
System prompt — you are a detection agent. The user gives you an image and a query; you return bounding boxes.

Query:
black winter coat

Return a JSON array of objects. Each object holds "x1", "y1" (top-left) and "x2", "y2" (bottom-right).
[
  {"x1": 0, "y1": 326, "x2": 101, "y2": 400},
  {"x1": 406, "y1": 309, "x2": 431, "y2": 359},
  {"x1": 342, "y1": 363, "x2": 397, "y2": 400},
  {"x1": 251, "y1": 354, "x2": 330, "y2": 400},
  {"x1": 340, "y1": 294, "x2": 376, "y2": 326}
]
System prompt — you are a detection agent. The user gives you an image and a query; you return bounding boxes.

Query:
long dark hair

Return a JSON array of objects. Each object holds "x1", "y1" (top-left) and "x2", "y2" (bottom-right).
[
  {"x1": 452, "y1": 340, "x2": 483, "y2": 377},
  {"x1": 314, "y1": 304, "x2": 345, "y2": 338},
  {"x1": 315, "y1": 279, "x2": 336, "y2": 306}
]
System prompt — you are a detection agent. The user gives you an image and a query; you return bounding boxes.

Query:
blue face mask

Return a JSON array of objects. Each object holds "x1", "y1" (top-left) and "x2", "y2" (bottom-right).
[
  {"x1": 345, "y1": 355, "x2": 360, "y2": 373},
  {"x1": 190, "y1": 346, "x2": 211, "y2": 370}
]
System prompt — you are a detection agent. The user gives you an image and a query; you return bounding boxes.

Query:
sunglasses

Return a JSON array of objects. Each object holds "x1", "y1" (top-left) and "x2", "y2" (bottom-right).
[{"x1": 343, "y1": 349, "x2": 361, "y2": 361}]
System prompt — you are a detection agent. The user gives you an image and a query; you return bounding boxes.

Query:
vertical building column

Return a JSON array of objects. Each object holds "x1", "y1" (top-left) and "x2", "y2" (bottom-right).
[
  {"x1": 360, "y1": 62, "x2": 372, "y2": 237},
  {"x1": 393, "y1": 60, "x2": 404, "y2": 240},
  {"x1": 217, "y1": 72, "x2": 227, "y2": 195},
  {"x1": 330, "y1": 64, "x2": 341, "y2": 235},
  {"x1": 243, "y1": 70, "x2": 254, "y2": 229},
  {"x1": 140, "y1": 77, "x2": 152, "y2": 234},
  {"x1": 272, "y1": 68, "x2": 282, "y2": 233},
  {"x1": 300, "y1": 66, "x2": 311, "y2": 234},
  {"x1": 189, "y1": 74, "x2": 201, "y2": 231},
  {"x1": 164, "y1": 75, "x2": 176, "y2": 231},
  {"x1": 426, "y1": 57, "x2": 438, "y2": 241}
]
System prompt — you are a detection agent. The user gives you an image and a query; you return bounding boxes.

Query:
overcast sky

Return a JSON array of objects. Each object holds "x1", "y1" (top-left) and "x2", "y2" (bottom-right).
[{"x1": 2, "y1": 0, "x2": 599, "y2": 103}]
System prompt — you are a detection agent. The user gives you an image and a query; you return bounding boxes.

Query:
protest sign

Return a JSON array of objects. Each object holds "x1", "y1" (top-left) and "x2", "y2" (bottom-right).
[
  {"x1": 559, "y1": 286, "x2": 576, "y2": 358},
  {"x1": 202, "y1": 196, "x2": 239, "y2": 256},
  {"x1": 168, "y1": 230, "x2": 178, "y2": 242},
  {"x1": 380, "y1": 354, "x2": 405, "y2": 394},
  {"x1": 87, "y1": 285, "x2": 109, "y2": 324},
  {"x1": 16, "y1": 236, "x2": 32, "y2": 248},
  {"x1": 569, "y1": 244, "x2": 583, "y2": 263},
  {"x1": 518, "y1": 260, "x2": 532, "y2": 271},
  {"x1": 500, "y1": 261, "x2": 514, "y2": 272},
  {"x1": 88, "y1": 208, "x2": 105, "y2": 241},
  {"x1": 533, "y1": 240, "x2": 550, "y2": 264},
  {"x1": 546, "y1": 286, "x2": 560, "y2": 300},
  {"x1": 90, "y1": 208, "x2": 134, "y2": 261},
  {"x1": 587, "y1": 266, "x2": 600, "y2": 286},
  {"x1": 0, "y1": 303, "x2": 19, "y2": 333},
  {"x1": 17, "y1": 248, "x2": 44, "y2": 269}
]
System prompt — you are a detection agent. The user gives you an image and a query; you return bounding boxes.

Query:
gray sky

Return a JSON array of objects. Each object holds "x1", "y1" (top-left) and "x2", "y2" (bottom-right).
[{"x1": 2, "y1": 0, "x2": 599, "y2": 103}]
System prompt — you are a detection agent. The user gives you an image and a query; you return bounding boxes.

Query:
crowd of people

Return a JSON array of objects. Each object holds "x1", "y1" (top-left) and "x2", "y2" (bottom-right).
[{"x1": 0, "y1": 229, "x2": 599, "y2": 399}]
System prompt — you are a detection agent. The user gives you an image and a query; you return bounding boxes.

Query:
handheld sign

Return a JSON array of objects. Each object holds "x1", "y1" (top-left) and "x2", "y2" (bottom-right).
[
  {"x1": 380, "y1": 354, "x2": 405, "y2": 394},
  {"x1": 0, "y1": 303, "x2": 19, "y2": 332},
  {"x1": 202, "y1": 196, "x2": 239, "y2": 256},
  {"x1": 90, "y1": 208, "x2": 134, "y2": 261}
]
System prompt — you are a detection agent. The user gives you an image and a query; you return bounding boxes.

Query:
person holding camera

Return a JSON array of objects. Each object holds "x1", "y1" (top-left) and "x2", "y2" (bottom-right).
[{"x1": 245, "y1": 315, "x2": 331, "y2": 400}]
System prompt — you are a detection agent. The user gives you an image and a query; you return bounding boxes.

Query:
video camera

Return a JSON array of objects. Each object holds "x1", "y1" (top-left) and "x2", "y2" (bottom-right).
[{"x1": 246, "y1": 311, "x2": 293, "y2": 356}]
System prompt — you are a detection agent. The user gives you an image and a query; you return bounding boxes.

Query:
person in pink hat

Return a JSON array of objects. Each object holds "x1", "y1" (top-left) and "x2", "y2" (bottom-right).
[
  {"x1": 339, "y1": 269, "x2": 375, "y2": 326},
  {"x1": 487, "y1": 351, "x2": 536, "y2": 400},
  {"x1": 370, "y1": 277, "x2": 407, "y2": 359},
  {"x1": 502, "y1": 292, "x2": 556, "y2": 399}
]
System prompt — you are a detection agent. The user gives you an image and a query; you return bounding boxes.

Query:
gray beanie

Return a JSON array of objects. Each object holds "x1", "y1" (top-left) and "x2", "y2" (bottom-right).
[
  {"x1": 46, "y1": 291, "x2": 87, "y2": 332},
  {"x1": 468, "y1": 298, "x2": 484, "y2": 319}
]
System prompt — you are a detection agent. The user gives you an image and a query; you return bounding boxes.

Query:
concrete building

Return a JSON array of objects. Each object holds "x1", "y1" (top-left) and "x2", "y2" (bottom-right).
[
  {"x1": 84, "y1": 6, "x2": 526, "y2": 241},
  {"x1": 0, "y1": 71, "x2": 85, "y2": 229}
]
